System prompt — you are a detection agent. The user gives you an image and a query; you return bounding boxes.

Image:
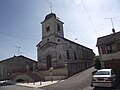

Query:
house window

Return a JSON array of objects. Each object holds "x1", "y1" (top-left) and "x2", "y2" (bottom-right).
[
  {"x1": 59, "y1": 55, "x2": 62, "y2": 59},
  {"x1": 38, "y1": 57, "x2": 41, "y2": 62},
  {"x1": 106, "y1": 43, "x2": 116, "y2": 53},
  {"x1": 46, "y1": 24, "x2": 50, "y2": 32},
  {"x1": 101, "y1": 46, "x2": 106, "y2": 54},
  {"x1": 116, "y1": 42, "x2": 120, "y2": 51},
  {"x1": 57, "y1": 23, "x2": 60, "y2": 31},
  {"x1": 74, "y1": 52, "x2": 77, "y2": 60},
  {"x1": 67, "y1": 50, "x2": 69, "y2": 59}
]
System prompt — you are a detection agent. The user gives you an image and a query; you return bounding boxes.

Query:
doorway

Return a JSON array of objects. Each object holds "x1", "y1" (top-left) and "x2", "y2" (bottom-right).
[{"x1": 46, "y1": 55, "x2": 52, "y2": 70}]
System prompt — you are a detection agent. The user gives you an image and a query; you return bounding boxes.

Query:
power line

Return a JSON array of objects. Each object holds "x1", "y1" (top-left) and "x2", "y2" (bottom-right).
[
  {"x1": 0, "y1": 30, "x2": 39, "y2": 41},
  {"x1": 81, "y1": 0, "x2": 98, "y2": 36}
]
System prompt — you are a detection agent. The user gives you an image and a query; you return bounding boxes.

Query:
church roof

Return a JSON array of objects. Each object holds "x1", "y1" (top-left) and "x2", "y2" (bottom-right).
[
  {"x1": 36, "y1": 36, "x2": 93, "y2": 51},
  {"x1": 55, "y1": 36, "x2": 93, "y2": 51}
]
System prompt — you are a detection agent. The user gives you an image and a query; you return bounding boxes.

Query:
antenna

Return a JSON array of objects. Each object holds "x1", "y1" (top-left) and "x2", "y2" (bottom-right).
[
  {"x1": 105, "y1": 18, "x2": 115, "y2": 28},
  {"x1": 104, "y1": 17, "x2": 118, "y2": 33},
  {"x1": 14, "y1": 46, "x2": 21, "y2": 56}
]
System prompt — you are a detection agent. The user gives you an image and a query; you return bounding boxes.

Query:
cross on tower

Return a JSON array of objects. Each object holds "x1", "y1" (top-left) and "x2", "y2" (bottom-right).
[
  {"x1": 47, "y1": 0, "x2": 54, "y2": 13},
  {"x1": 50, "y1": 2, "x2": 53, "y2": 13}
]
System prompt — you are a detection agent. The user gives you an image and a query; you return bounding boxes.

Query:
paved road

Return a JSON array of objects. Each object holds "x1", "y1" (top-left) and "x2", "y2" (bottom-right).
[
  {"x1": 0, "y1": 85, "x2": 42, "y2": 90},
  {"x1": 1, "y1": 67, "x2": 120, "y2": 90},
  {"x1": 0, "y1": 68, "x2": 95, "y2": 90},
  {"x1": 0, "y1": 67, "x2": 95, "y2": 90},
  {"x1": 41, "y1": 67, "x2": 95, "y2": 90},
  {"x1": 84, "y1": 87, "x2": 120, "y2": 90},
  {"x1": 84, "y1": 84, "x2": 120, "y2": 90},
  {"x1": 42, "y1": 67, "x2": 120, "y2": 90}
]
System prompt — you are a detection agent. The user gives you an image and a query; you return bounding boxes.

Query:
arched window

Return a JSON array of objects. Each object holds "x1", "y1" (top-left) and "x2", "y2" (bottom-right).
[
  {"x1": 74, "y1": 52, "x2": 77, "y2": 60},
  {"x1": 57, "y1": 23, "x2": 60, "y2": 31},
  {"x1": 67, "y1": 50, "x2": 69, "y2": 59},
  {"x1": 58, "y1": 39, "x2": 60, "y2": 42},
  {"x1": 46, "y1": 24, "x2": 50, "y2": 32}
]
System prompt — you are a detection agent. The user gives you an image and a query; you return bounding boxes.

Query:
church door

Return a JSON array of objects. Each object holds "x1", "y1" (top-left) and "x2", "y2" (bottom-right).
[{"x1": 46, "y1": 55, "x2": 52, "y2": 70}]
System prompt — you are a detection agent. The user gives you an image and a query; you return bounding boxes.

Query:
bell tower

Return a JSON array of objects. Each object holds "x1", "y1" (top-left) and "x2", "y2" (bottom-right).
[{"x1": 41, "y1": 13, "x2": 64, "y2": 39}]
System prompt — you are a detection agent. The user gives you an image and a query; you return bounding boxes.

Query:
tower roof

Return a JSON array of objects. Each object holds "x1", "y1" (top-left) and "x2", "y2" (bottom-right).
[
  {"x1": 41, "y1": 13, "x2": 64, "y2": 24},
  {"x1": 45, "y1": 13, "x2": 56, "y2": 20}
]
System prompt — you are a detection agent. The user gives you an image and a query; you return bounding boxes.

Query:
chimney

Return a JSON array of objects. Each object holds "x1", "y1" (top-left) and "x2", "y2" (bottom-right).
[{"x1": 112, "y1": 28, "x2": 115, "y2": 34}]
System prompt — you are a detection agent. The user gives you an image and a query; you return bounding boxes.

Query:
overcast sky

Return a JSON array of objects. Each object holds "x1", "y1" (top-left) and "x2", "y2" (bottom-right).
[{"x1": 0, "y1": 0, "x2": 120, "y2": 60}]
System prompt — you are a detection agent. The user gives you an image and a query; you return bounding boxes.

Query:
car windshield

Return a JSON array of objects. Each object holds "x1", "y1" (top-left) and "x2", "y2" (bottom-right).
[{"x1": 95, "y1": 71, "x2": 110, "y2": 75}]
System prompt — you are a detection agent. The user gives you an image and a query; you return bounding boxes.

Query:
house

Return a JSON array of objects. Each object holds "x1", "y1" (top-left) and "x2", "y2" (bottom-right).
[
  {"x1": 96, "y1": 31, "x2": 120, "y2": 72},
  {"x1": 37, "y1": 12, "x2": 95, "y2": 78},
  {"x1": 0, "y1": 55, "x2": 38, "y2": 81}
]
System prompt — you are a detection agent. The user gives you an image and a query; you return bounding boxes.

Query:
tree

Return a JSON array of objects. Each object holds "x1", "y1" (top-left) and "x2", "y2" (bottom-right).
[{"x1": 94, "y1": 56, "x2": 101, "y2": 69}]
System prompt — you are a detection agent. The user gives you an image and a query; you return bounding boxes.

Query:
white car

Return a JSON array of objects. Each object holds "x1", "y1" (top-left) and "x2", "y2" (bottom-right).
[{"x1": 91, "y1": 69, "x2": 116, "y2": 87}]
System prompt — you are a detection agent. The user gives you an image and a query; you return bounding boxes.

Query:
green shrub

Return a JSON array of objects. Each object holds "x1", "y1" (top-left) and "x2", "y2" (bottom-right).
[{"x1": 94, "y1": 56, "x2": 101, "y2": 69}]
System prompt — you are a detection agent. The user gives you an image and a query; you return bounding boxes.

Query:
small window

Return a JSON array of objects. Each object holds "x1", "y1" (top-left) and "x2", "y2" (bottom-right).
[
  {"x1": 74, "y1": 52, "x2": 77, "y2": 60},
  {"x1": 116, "y1": 42, "x2": 120, "y2": 51},
  {"x1": 67, "y1": 50, "x2": 69, "y2": 59},
  {"x1": 106, "y1": 43, "x2": 116, "y2": 53},
  {"x1": 57, "y1": 23, "x2": 60, "y2": 31},
  {"x1": 47, "y1": 39, "x2": 49, "y2": 41},
  {"x1": 58, "y1": 39, "x2": 60, "y2": 42},
  {"x1": 46, "y1": 24, "x2": 50, "y2": 32},
  {"x1": 59, "y1": 55, "x2": 62, "y2": 59},
  {"x1": 101, "y1": 46, "x2": 106, "y2": 54},
  {"x1": 38, "y1": 57, "x2": 41, "y2": 62}
]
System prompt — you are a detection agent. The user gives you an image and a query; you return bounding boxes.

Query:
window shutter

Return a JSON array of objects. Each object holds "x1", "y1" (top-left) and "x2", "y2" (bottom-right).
[{"x1": 101, "y1": 45, "x2": 106, "y2": 54}]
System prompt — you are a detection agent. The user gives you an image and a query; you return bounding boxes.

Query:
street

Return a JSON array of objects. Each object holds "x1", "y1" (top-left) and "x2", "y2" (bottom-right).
[
  {"x1": 0, "y1": 85, "x2": 40, "y2": 90},
  {"x1": 0, "y1": 67, "x2": 120, "y2": 90},
  {"x1": 84, "y1": 87, "x2": 120, "y2": 90},
  {"x1": 41, "y1": 67, "x2": 120, "y2": 90},
  {"x1": 41, "y1": 67, "x2": 95, "y2": 90}
]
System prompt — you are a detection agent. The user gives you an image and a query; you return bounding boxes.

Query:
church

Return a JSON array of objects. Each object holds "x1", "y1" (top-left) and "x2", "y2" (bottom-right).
[{"x1": 37, "y1": 13, "x2": 95, "y2": 77}]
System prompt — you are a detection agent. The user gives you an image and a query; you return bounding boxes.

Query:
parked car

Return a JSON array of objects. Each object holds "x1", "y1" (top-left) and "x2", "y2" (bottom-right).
[{"x1": 91, "y1": 69, "x2": 116, "y2": 87}]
